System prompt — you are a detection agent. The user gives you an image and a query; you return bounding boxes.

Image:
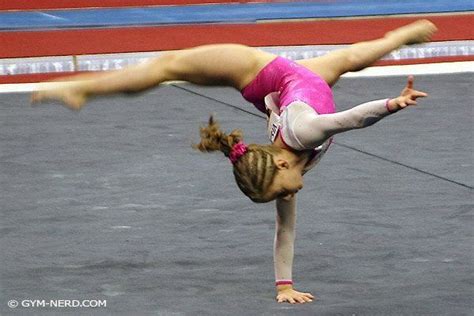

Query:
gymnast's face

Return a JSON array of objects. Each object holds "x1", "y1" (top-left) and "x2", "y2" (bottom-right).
[{"x1": 265, "y1": 160, "x2": 304, "y2": 202}]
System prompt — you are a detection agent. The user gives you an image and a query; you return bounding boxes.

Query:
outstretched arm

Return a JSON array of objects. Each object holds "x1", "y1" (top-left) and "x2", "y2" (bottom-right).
[
  {"x1": 291, "y1": 76, "x2": 427, "y2": 149},
  {"x1": 274, "y1": 196, "x2": 314, "y2": 304}
]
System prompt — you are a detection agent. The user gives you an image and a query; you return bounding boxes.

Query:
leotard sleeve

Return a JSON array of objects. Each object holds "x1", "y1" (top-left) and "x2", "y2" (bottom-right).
[
  {"x1": 283, "y1": 99, "x2": 394, "y2": 150},
  {"x1": 274, "y1": 196, "x2": 296, "y2": 285}
]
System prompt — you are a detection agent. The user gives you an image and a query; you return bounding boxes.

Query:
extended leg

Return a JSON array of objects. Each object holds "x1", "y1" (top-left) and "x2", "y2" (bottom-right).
[
  {"x1": 32, "y1": 44, "x2": 275, "y2": 110},
  {"x1": 297, "y1": 20, "x2": 437, "y2": 86}
]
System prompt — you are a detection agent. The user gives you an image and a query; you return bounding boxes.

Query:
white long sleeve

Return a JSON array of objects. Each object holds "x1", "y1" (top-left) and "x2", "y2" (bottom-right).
[
  {"x1": 274, "y1": 197, "x2": 297, "y2": 282},
  {"x1": 280, "y1": 99, "x2": 393, "y2": 150}
]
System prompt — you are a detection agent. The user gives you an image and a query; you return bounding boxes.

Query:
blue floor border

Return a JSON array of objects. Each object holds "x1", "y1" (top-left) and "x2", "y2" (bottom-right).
[{"x1": 0, "y1": 0, "x2": 473, "y2": 30}]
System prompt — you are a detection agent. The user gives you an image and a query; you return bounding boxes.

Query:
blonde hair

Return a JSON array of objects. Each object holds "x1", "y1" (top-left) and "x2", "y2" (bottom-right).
[{"x1": 194, "y1": 116, "x2": 281, "y2": 203}]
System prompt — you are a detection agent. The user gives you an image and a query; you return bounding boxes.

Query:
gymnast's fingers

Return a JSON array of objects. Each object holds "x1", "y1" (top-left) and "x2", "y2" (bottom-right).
[{"x1": 407, "y1": 75, "x2": 414, "y2": 89}]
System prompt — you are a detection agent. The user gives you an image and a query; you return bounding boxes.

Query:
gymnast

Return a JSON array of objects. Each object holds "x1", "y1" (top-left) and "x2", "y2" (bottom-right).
[{"x1": 32, "y1": 19, "x2": 437, "y2": 304}]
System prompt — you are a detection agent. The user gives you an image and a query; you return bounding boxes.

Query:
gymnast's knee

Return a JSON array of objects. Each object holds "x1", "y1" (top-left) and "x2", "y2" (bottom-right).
[
  {"x1": 150, "y1": 51, "x2": 185, "y2": 81},
  {"x1": 343, "y1": 46, "x2": 370, "y2": 72}
]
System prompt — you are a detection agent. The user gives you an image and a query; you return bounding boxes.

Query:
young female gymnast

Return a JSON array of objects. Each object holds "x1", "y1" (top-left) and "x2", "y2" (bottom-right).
[{"x1": 32, "y1": 19, "x2": 437, "y2": 304}]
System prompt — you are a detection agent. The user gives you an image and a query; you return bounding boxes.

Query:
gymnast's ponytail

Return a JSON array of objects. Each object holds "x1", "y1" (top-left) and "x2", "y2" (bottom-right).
[
  {"x1": 195, "y1": 115, "x2": 281, "y2": 203},
  {"x1": 194, "y1": 115, "x2": 243, "y2": 159}
]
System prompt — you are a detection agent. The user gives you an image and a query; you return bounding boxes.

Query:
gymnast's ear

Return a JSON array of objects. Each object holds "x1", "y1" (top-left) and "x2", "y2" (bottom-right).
[{"x1": 274, "y1": 158, "x2": 290, "y2": 170}]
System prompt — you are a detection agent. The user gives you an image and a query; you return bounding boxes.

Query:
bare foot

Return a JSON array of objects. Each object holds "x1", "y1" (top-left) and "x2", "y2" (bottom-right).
[
  {"x1": 31, "y1": 82, "x2": 87, "y2": 111},
  {"x1": 386, "y1": 19, "x2": 438, "y2": 45}
]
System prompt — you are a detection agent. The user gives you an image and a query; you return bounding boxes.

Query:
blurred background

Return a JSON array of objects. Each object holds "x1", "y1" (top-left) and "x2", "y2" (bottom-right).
[{"x1": 0, "y1": 1, "x2": 473, "y2": 83}]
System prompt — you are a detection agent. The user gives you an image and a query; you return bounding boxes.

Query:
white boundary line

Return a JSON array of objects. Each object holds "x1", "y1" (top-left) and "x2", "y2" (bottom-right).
[
  {"x1": 0, "y1": 61, "x2": 473, "y2": 94},
  {"x1": 341, "y1": 61, "x2": 474, "y2": 77}
]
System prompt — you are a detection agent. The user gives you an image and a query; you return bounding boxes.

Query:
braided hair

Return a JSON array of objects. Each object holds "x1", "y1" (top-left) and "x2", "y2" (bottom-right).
[{"x1": 194, "y1": 116, "x2": 281, "y2": 203}]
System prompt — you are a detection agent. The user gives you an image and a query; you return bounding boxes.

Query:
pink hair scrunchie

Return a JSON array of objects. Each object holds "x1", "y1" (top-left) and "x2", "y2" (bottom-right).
[{"x1": 228, "y1": 141, "x2": 248, "y2": 164}]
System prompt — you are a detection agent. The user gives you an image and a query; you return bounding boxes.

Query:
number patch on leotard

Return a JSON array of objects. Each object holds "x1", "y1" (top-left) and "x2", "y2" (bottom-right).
[
  {"x1": 270, "y1": 122, "x2": 279, "y2": 142},
  {"x1": 267, "y1": 111, "x2": 281, "y2": 143}
]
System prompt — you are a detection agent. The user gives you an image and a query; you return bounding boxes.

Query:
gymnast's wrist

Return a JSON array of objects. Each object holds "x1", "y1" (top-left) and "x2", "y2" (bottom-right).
[
  {"x1": 275, "y1": 280, "x2": 293, "y2": 291},
  {"x1": 386, "y1": 98, "x2": 399, "y2": 113}
]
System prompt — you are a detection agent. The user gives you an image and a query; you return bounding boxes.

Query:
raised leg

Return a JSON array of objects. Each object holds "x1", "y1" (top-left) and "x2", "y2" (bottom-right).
[
  {"x1": 163, "y1": 44, "x2": 275, "y2": 89},
  {"x1": 297, "y1": 19, "x2": 437, "y2": 86},
  {"x1": 32, "y1": 44, "x2": 275, "y2": 110}
]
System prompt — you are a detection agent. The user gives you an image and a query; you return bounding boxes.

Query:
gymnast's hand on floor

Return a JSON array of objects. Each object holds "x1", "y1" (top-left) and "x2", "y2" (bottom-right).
[
  {"x1": 276, "y1": 286, "x2": 315, "y2": 304},
  {"x1": 387, "y1": 75, "x2": 427, "y2": 112},
  {"x1": 31, "y1": 82, "x2": 88, "y2": 111}
]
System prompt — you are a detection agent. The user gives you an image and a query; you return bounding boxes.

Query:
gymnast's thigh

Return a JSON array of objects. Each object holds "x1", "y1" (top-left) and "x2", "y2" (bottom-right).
[
  {"x1": 296, "y1": 49, "x2": 351, "y2": 87},
  {"x1": 165, "y1": 44, "x2": 276, "y2": 89}
]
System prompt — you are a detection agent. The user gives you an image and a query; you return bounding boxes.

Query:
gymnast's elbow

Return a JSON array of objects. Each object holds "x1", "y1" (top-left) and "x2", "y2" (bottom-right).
[{"x1": 344, "y1": 111, "x2": 375, "y2": 129}]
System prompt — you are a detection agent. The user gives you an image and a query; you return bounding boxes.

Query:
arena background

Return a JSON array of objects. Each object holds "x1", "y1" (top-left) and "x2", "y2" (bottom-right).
[{"x1": 1, "y1": 1, "x2": 473, "y2": 315}]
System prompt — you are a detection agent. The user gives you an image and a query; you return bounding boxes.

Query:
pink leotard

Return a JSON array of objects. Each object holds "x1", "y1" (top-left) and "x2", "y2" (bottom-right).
[
  {"x1": 241, "y1": 56, "x2": 336, "y2": 115},
  {"x1": 241, "y1": 56, "x2": 394, "y2": 173}
]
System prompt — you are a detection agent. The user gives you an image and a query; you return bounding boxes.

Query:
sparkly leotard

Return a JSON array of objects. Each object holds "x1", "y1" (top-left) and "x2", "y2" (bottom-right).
[
  {"x1": 241, "y1": 56, "x2": 393, "y2": 172},
  {"x1": 241, "y1": 56, "x2": 335, "y2": 171},
  {"x1": 241, "y1": 56, "x2": 335, "y2": 115}
]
